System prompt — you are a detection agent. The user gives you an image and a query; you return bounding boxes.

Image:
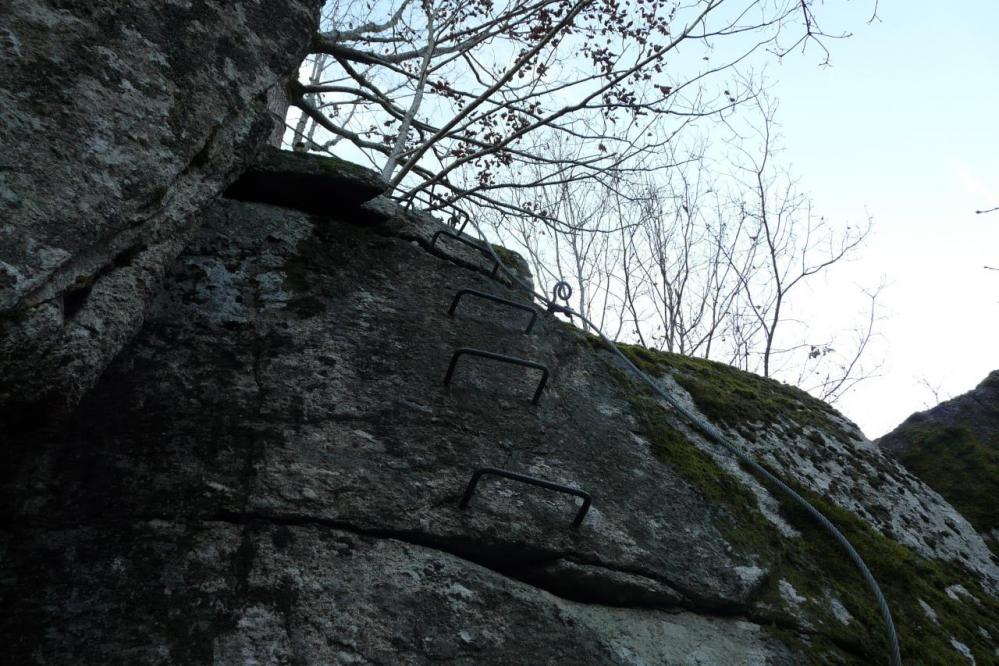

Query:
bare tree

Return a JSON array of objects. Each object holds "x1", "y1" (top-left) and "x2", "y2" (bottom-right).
[
  {"x1": 790, "y1": 283, "x2": 884, "y2": 403},
  {"x1": 914, "y1": 375, "x2": 951, "y2": 410},
  {"x1": 485, "y1": 97, "x2": 881, "y2": 402},
  {"x1": 723, "y1": 98, "x2": 872, "y2": 384},
  {"x1": 627, "y1": 160, "x2": 753, "y2": 358},
  {"x1": 284, "y1": 0, "x2": 837, "y2": 231},
  {"x1": 278, "y1": 1, "x2": 880, "y2": 401},
  {"x1": 484, "y1": 136, "x2": 628, "y2": 334}
]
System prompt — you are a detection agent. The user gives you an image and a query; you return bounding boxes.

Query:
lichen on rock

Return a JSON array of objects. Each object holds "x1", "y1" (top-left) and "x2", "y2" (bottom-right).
[
  {"x1": 1, "y1": 10, "x2": 996, "y2": 656},
  {"x1": 224, "y1": 146, "x2": 389, "y2": 216}
]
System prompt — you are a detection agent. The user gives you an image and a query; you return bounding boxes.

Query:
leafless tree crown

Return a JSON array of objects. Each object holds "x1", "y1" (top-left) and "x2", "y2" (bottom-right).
[{"x1": 283, "y1": 0, "x2": 881, "y2": 400}]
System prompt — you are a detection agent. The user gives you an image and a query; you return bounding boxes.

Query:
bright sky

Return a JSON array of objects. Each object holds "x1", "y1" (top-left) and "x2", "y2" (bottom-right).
[{"x1": 768, "y1": 0, "x2": 999, "y2": 437}]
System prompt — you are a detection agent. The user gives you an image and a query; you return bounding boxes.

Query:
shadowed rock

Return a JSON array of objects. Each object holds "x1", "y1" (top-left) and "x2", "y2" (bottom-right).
[
  {"x1": 0, "y1": 0, "x2": 323, "y2": 424},
  {"x1": 225, "y1": 146, "x2": 388, "y2": 215}
]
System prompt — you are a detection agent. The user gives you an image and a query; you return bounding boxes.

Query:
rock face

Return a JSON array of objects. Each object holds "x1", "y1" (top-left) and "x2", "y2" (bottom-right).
[
  {"x1": 3, "y1": 152, "x2": 997, "y2": 664},
  {"x1": 0, "y1": 0, "x2": 322, "y2": 423},
  {"x1": 878, "y1": 372, "x2": 999, "y2": 551},
  {"x1": 225, "y1": 146, "x2": 390, "y2": 215}
]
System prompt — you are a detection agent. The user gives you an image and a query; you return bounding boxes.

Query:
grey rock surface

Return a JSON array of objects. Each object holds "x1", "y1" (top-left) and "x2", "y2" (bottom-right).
[
  {"x1": 4, "y1": 187, "x2": 997, "y2": 663},
  {"x1": 225, "y1": 146, "x2": 389, "y2": 215},
  {"x1": 359, "y1": 194, "x2": 535, "y2": 288},
  {"x1": 671, "y1": 380, "x2": 999, "y2": 589},
  {"x1": 0, "y1": 523, "x2": 796, "y2": 665},
  {"x1": 0, "y1": 0, "x2": 322, "y2": 420}
]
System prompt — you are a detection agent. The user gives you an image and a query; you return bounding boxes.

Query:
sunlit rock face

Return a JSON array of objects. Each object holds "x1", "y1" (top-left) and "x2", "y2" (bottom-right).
[
  {"x1": 0, "y1": 0, "x2": 322, "y2": 423},
  {"x1": 878, "y1": 371, "x2": 999, "y2": 552},
  {"x1": 2, "y1": 151, "x2": 996, "y2": 664}
]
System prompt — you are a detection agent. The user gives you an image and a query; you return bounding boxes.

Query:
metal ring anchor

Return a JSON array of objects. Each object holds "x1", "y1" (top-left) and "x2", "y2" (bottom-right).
[
  {"x1": 459, "y1": 467, "x2": 592, "y2": 527},
  {"x1": 448, "y1": 288, "x2": 539, "y2": 333},
  {"x1": 443, "y1": 348, "x2": 549, "y2": 404},
  {"x1": 547, "y1": 280, "x2": 574, "y2": 317}
]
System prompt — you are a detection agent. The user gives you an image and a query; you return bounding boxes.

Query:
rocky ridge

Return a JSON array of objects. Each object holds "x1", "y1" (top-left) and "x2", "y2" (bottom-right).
[
  {"x1": 3, "y1": 150, "x2": 996, "y2": 664},
  {"x1": 878, "y1": 371, "x2": 999, "y2": 552}
]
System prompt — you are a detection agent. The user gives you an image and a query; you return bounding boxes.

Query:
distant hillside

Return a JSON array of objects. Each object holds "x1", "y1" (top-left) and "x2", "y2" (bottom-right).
[{"x1": 878, "y1": 371, "x2": 999, "y2": 550}]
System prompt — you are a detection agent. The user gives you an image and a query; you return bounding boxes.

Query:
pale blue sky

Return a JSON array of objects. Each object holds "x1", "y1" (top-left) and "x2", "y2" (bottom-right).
[{"x1": 767, "y1": 0, "x2": 999, "y2": 436}]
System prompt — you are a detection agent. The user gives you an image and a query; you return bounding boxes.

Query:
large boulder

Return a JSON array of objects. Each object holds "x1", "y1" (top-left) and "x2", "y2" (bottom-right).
[
  {"x1": 3, "y1": 157, "x2": 996, "y2": 663},
  {"x1": 0, "y1": 0, "x2": 322, "y2": 424}
]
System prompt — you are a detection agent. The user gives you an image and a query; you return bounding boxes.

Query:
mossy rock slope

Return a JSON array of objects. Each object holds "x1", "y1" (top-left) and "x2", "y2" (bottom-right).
[{"x1": 599, "y1": 343, "x2": 999, "y2": 664}]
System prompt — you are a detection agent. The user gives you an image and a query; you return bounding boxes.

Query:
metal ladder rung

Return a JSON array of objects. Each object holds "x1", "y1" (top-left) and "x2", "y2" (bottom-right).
[
  {"x1": 443, "y1": 347, "x2": 549, "y2": 404},
  {"x1": 448, "y1": 288, "x2": 539, "y2": 333},
  {"x1": 430, "y1": 230, "x2": 499, "y2": 276},
  {"x1": 459, "y1": 467, "x2": 592, "y2": 527}
]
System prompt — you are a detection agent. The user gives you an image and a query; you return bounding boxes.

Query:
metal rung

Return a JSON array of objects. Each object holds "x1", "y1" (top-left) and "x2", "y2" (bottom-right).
[
  {"x1": 448, "y1": 288, "x2": 539, "y2": 333},
  {"x1": 459, "y1": 467, "x2": 592, "y2": 528},
  {"x1": 430, "y1": 230, "x2": 499, "y2": 276},
  {"x1": 443, "y1": 348, "x2": 549, "y2": 404}
]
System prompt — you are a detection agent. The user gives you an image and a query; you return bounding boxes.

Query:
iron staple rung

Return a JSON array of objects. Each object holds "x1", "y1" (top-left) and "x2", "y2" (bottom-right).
[
  {"x1": 448, "y1": 288, "x2": 539, "y2": 333},
  {"x1": 459, "y1": 467, "x2": 592, "y2": 527},
  {"x1": 430, "y1": 230, "x2": 499, "y2": 276},
  {"x1": 443, "y1": 347, "x2": 549, "y2": 404}
]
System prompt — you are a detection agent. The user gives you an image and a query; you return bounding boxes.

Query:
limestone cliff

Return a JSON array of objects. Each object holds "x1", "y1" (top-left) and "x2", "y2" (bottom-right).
[
  {"x1": 3, "y1": 151, "x2": 996, "y2": 664},
  {"x1": 878, "y1": 372, "x2": 999, "y2": 553}
]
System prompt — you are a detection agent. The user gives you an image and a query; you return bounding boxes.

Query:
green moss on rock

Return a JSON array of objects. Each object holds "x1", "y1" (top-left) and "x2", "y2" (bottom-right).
[
  {"x1": 892, "y1": 423, "x2": 998, "y2": 537},
  {"x1": 607, "y1": 348, "x2": 999, "y2": 664},
  {"x1": 311, "y1": 152, "x2": 381, "y2": 182},
  {"x1": 225, "y1": 147, "x2": 387, "y2": 216},
  {"x1": 980, "y1": 371, "x2": 999, "y2": 390},
  {"x1": 774, "y1": 482, "x2": 999, "y2": 665},
  {"x1": 616, "y1": 343, "x2": 855, "y2": 444},
  {"x1": 488, "y1": 243, "x2": 518, "y2": 265},
  {"x1": 623, "y1": 383, "x2": 783, "y2": 560}
]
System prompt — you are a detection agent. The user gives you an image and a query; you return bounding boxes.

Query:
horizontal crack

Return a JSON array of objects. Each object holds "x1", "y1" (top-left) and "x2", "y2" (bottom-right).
[
  {"x1": 211, "y1": 510, "x2": 841, "y2": 646},
  {"x1": 216, "y1": 512, "x2": 784, "y2": 633},
  {"x1": 4, "y1": 508, "x2": 744, "y2": 620},
  {"x1": 207, "y1": 509, "x2": 727, "y2": 611},
  {"x1": 3, "y1": 507, "x2": 853, "y2": 652}
]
